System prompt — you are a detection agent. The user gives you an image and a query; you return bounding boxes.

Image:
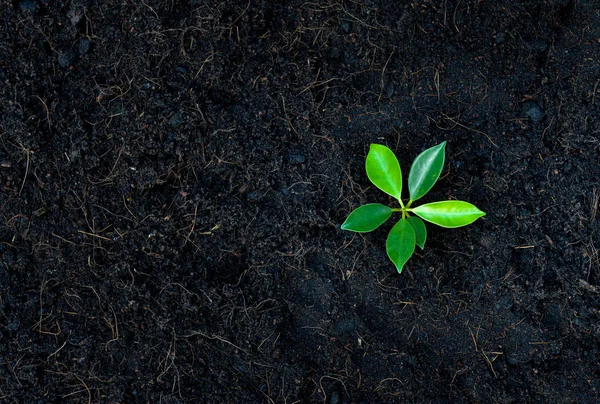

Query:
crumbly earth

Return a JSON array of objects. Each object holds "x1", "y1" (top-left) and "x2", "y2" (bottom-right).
[{"x1": 1, "y1": 0, "x2": 599, "y2": 402}]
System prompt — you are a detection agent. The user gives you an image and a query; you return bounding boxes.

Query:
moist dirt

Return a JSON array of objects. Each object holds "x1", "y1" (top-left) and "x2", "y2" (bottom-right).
[{"x1": 1, "y1": 1, "x2": 599, "y2": 402}]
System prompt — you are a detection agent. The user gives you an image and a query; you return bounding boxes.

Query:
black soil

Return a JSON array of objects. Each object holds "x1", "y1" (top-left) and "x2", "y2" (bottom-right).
[{"x1": 1, "y1": 1, "x2": 600, "y2": 402}]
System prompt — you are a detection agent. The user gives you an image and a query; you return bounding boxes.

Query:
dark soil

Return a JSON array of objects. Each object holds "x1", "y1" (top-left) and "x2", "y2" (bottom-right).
[{"x1": 1, "y1": 0, "x2": 600, "y2": 402}]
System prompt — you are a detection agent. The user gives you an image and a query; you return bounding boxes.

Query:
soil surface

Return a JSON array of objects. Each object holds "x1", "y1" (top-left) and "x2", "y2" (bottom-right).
[{"x1": 1, "y1": 0, "x2": 600, "y2": 402}]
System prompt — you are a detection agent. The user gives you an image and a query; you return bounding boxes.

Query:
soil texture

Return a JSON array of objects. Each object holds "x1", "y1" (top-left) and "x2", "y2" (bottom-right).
[{"x1": 1, "y1": 0, "x2": 600, "y2": 402}]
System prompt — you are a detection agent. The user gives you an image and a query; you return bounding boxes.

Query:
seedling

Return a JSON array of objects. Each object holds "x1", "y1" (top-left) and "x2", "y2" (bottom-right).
[{"x1": 341, "y1": 142, "x2": 485, "y2": 273}]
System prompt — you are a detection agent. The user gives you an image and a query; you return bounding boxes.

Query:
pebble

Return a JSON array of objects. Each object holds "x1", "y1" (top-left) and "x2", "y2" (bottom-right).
[
  {"x1": 507, "y1": 354, "x2": 522, "y2": 366},
  {"x1": 58, "y1": 52, "x2": 73, "y2": 68},
  {"x1": 7, "y1": 320, "x2": 20, "y2": 331},
  {"x1": 287, "y1": 154, "x2": 305, "y2": 164},
  {"x1": 385, "y1": 82, "x2": 394, "y2": 97},
  {"x1": 494, "y1": 295, "x2": 513, "y2": 312},
  {"x1": 19, "y1": 0, "x2": 37, "y2": 12},
  {"x1": 78, "y1": 38, "x2": 91, "y2": 54},
  {"x1": 479, "y1": 234, "x2": 494, "y2": 249},
  {"x1": 168, "y1": 112, "x2": 182, "y2": 127},
  {"x1": 247, "y1": 191, "x2": 258, "y2": 201},
  {"x1": 523, "y1": 101, "x2": 544, "y2": 124}
]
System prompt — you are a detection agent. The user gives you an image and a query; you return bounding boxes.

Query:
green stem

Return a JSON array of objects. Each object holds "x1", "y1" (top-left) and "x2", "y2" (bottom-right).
[{"x1": 392, "y1": 200, "x2": 412, "y2": 219}]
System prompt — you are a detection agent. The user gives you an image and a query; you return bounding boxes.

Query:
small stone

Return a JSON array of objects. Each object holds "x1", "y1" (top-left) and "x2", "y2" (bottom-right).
[
  {"x1": 78, "y1": 38, "x2": 90, "y2": 54},
  {"x1": 523, "y1": 101, "x2": 544, "y2": 124},
  {"x1": 58, "y1": 52, "x2": 73, "y2": 68},
  {"x1": 479, "y1": 234, "x2": 493, "y2": 249},
  {"x1": 19, "y1": 0, "x2": 37, "y2": 12},
  {"x1": 7, "y1": 320, "x2": 20, "y2": 331},
  {"x1": 68, "y1": 9, "x2": 82, "y2": 25},
  {"x1": 494, "y1": 295, "x2": 513, "y2": 312},
  {"x1": 168, "y1": 112, "x2": 182, "y2": 127},
  {"x1": 385, "y1": 82, "x2": 395, "y2": 97},
  {"x1": 507, "y1": 355, "x2": 520, "y2": 366},
  {"x1": 496, "y1": 32, "x2": 505, "y2": 44},
  {"x1": 287, "y1": 154, "x2": 305, "y2": 164},
  {"x1": 247, "y1": 191, "x2": 258, "y2": 201},
  {"x1": 573, "y1": 317, "x2": 588, "y2": 327},
  {"x1": 340, "y1": 21, "x2": 350, "y2": 34},
  {"x1": 280, "y1": 187, "x2": 290, "y2": 196}
]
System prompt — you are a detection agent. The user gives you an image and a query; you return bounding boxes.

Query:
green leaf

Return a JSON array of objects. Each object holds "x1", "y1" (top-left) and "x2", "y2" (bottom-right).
[
  {"x1": 366, "y1": 144, "x2": 402, "y2": 200},
  {"x1": 407, "y1": 216, "x2": 427, "y2": 249},
  {"x1": 408, "y1": 141, "x2": 446, "y2": 201},
  {"x1": 412, "y1": 201, "x2": 486, "y2": 228},
  {"x1": 386, "y1": 219, "x2": 416, "y2": 273},
  {"x1": 341, "y1": 204, "x2": 393, "y2": 233}
]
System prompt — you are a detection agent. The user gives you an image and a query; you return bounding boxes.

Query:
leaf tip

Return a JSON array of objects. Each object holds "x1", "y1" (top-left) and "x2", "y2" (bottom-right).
[
  {"x1": 340, "y1": 217, "x2": 351, "y2": 231},
  {"x1": 439, "y1": 140, "x2": 447, "y2": 154}
]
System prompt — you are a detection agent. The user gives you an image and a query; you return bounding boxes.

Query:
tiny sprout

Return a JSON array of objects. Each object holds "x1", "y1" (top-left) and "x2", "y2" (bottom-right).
[{"x1": 341, "y1": 142, "x2": 485, "y2": 273}]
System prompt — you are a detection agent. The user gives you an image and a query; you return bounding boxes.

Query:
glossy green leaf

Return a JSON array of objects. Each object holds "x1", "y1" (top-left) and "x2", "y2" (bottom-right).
[
  {"x1": 386, "y1": 219, "x2": 415, "y2": 273},
  {"x1": 341, "y1": 204, "x2": 393, "y2": 233},
  {"x1": 408, "y1": 141, "x2": 446, "y2": 201},
  {"x1": 407, "y1": 216, "x2": 427, "y2": 249},
  {"x1": 366, "y1": 144, "x2": 402, "y2": 200},
  {"x1": 412, "y1": 201, "x2": 486, "y2": 228}
]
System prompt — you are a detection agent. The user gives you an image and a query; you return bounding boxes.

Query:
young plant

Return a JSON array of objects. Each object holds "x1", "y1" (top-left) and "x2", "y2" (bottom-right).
[{"x1": 341, "y1": 141, "x2": 485, "y2": 273}]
